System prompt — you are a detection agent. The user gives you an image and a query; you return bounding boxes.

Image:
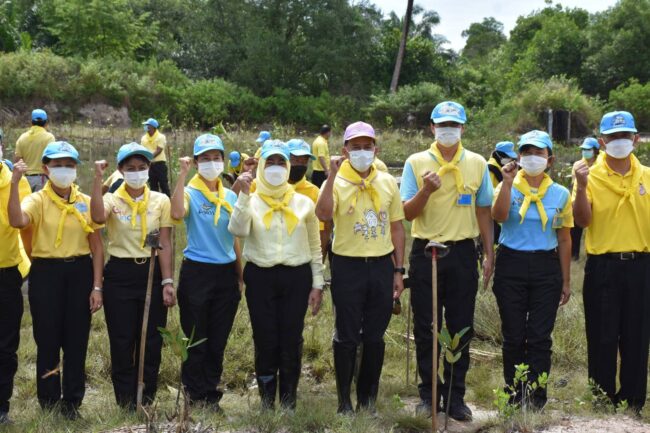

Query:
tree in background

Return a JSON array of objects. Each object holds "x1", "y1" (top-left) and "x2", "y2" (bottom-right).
[
  {"x1": 461, "y1": 17, "x2": 506, "y2": 62},
  {"x1": 390, "y1": 0, "x2": 414, "y2": 93}
]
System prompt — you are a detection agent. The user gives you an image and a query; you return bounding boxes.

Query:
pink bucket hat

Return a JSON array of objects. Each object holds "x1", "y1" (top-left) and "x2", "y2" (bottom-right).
[{"x1": 344, "y1": 121, "x2": 376, "y2": 142}]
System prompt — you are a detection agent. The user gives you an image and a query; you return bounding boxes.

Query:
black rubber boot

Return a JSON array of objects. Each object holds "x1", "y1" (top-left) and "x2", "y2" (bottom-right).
[
  {"x1": 279, "y1": 342, "x2": 303, "y2": 411},
  {"x1": 333, "y1": 342, "x2": 356, "y2": 414},
  {"x1": 257, "y1": 374, "x2": 277, "y2": 410},
  {"x1": 356, "y1": 341, "x2": 385, "y2": 412}
]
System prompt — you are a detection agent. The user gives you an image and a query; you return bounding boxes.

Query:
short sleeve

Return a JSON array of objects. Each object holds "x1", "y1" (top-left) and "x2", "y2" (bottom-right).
[
  {"x1": 21, "y1": 193, "x2": 41, "y2": 224},
  {"x1": 475, "y1": 167, "x2": 494, "y2": 207},
  {"x1": 492, "y1": 182, "x2": 503, "y2": 206},
  {"x1": 157, "y1": 134, "x2": 167, "y2": 149},
  {"x1": 183, "y1": 190, "x2": 191, "y2": 217},
  {"x1": 159, "y1": 196, "x2": 174, "y2": 228},
  {"x1": 14, "y1": 139, "x2": 24, "y2": 157},
  {"x1": 559, "y1": 190, "x2": 574, "y2": 228},
  {"x1": 18, "y1": 178, "x2": 31, "y2": 202},
  {"x1": 400, "y1": 161, "x2": 419, "y2": 201},
  {"x1": 389, "y1": 178, "x2": 405, "y2": 222}
]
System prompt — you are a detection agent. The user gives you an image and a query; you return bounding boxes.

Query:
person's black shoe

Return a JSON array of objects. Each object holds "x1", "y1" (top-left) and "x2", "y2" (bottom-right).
[
  {"x1": 415, "y1": 400, "x2": 433, "y2": 418},
  {"x1": 446, "y1": 401, "x2": 473, "y2": 422},
  {"x1": 61, "y1": 405, "x2": 81, "y2": 421},
  {"x1": 0, "y1": 412, "x2": 13, "y2": 425}
]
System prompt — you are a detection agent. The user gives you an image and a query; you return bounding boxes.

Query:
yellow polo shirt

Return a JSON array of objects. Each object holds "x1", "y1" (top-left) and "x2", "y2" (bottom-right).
[
  {"x1": 102, "y1": 191, "x2": 174, "y2": 258},
  {"x1": 0, "y1": 163, "x2": 32, "y2": 267},
  {"x1": 15, "y1": 126, "x2": 55, "y2": 175},
  {"x1": 254, "y1": 147, "x2": 262, "y2": 159},
  {"x1": 400, "y1": 146, "x2": 493, "y2": 242},
  {"x1": 328, "y1": 168, "x2": 404, "y2": 257},
  {"x1": 312, "y1": 136, "x2": 330, "y2": 171},
  {"x1": 374, "y1": 158, "x2": 388, "y2": 172},
  {"x1": 22, "y1": 188, "x2": 100, "y2": 258},
  {"x1": 141, "y1": 131, "x2": 167, "y2": 163},
  {"x1": 227, "y1": 153, "x2": 250, "y2": 176},
  {"x1": 572, "y1": 156, "x2": 650, "y2": 254}
]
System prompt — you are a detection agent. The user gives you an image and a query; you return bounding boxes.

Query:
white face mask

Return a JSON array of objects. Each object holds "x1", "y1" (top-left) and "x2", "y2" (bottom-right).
[
  {"x1": 264, "y1": 165, "x2": 288, "y2": 186},
  {"x1": 48, "y1": 167, "x2": 77, "y2": 188},
  {"x1": 435, "y1": 127, "x2": 462, "y2": 147},
  {"x1": 124, "y1": 170, "x2": 149, "y2": 189},
  {"x1": 501, "y1": 157, "x2": 514, "y2": 166},
  {"x1": 605, "y1": 138, "x2": 634, "y2": 159},
  {"x1": 348, "y1": 150, "x2": 375, "y2": 172},
  {"x1": 0, "y1": 146, "x2": 3, "y2": 160},
  {"x1": 582, "y1": 149, "x2": 595, "y2": 160},
  {"x1": 198, "y1": 161, "x2": 224, "y2": 181},
  {"x1": 519, "y1": 155, "x2": 548, "y2": 176}
]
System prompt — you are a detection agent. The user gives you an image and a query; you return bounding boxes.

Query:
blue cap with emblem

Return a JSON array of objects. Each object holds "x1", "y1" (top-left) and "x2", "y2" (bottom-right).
[
  {"x1": 495, "y1": 141, "x2": 517, "y2": 158},
  {"x1": 260, "y1": 139, "x2": 289, "y2": 160},
  {"x1": 600, "y1": 111, "x2": 637, "y2": 135},
  {"x1": 42, "y1": 141, "x2": 81, "y2": 164},
  {"x1": 117, "y1": 142, "x2": 153, "y2": 164},
  {"x1": 518, "y1": 130, "x2": 553, "y2": 150},
  {"x1": 193, "y1": 134, "x2": 225, "y2": 156},
  {"x1": 580, "y1": 137, "x2": 600, "y2": 150},
  {"x1": 431, "y1": 101, "x2": 467, "y2": 124},
  {"x1": 286, "y1": 139, "x2": 315, "y2": 160},
  {"x1": 142, "y1": 118, "x2": 159, "y2": 129}
]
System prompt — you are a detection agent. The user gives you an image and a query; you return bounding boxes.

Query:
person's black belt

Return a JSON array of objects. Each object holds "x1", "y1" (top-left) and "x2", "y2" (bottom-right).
[
  {"x1": 591, "y1": 252, "x2": 650, "y2": 261},
  {"x1": 32, "y1": 255, "x2": 90, "y2": 263},
  {"x1": 331, "y1": 252, "x2": 392, "y2": 263},
  {"x1": 0, "y1": 265, "x2": 19, "y2": 274},
  {"x1": 26, "y1": 174, "x2": 46, "y2": 177},
  {"x1": 109, "y1": 256, "x2": 151, "y2": 265},
  {"x1": 183, "y1": 257, "x2": 235, "y2": 267},
  {"x1": 499, "y1": 245, "x2": 557, "y2": 255},
  {"x1": 413, "y1": 238, "x2": 474, "y2": 248}
]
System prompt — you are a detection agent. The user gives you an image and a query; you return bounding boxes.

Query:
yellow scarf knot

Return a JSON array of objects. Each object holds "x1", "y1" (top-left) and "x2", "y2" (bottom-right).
[
  {"x1": 115, "y1": 182, "x2": 150, "y2": 248},
  {"x1": 43, "y1": 181, "x2": 94, "y2": 247},
  {"x1": 512, "y1": 170, "x2": 553, "y2": 231},
  {"x1": 430, "y1": 142, "x2": 465, "y2": 193},
  {"x1": 258, "y1": 189, "x2": 299, "y2": 235},
  {"x1": 187, "y1": 174, "x2": 232, "y2": 225},
  {"x1": 337, "y1": 160, "x2": 381, "y2": 214}
]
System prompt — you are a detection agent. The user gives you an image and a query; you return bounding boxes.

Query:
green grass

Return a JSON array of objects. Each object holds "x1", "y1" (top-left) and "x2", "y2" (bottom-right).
[{"x1": 1, "y1": 125, "x2": 649, "y2": 432}]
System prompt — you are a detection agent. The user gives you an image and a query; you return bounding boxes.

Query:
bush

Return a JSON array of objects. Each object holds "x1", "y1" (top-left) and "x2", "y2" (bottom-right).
[
  {"x1": 608, "y1": 79, "x2": 650, "y2": 131},
  {"x1": 262, "y1": 89, "x2": 359, "y2": 128},
  {"x1": 365, "y1": 82, "x2": 448, "y2": 128}
]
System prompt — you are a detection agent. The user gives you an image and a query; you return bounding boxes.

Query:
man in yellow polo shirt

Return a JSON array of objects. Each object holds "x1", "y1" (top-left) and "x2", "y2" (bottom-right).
[
  {"x1": 400, "y1": 101, "x2": 494, "y2": 420},
  {"x1": 311, "y1": 125, "x2": 331, "y2": 187},
  {"x1": 14, "y1": 109, "x2": 55, "y2": 192},
  {"x1": 0, "y1": 158, "x2": 31, "y2": 424},
  {"x1": 316, "y1": 121, "x2": 405, "y2": 414},
  {"x1": 141, "y1": 118, "x2": 170, "y2": 196},
  {"x1": 573, "y1": 110, "x2": 650, "y2": 414}
]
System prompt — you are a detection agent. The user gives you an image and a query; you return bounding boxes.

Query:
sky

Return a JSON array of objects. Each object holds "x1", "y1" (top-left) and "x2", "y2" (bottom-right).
[{"x1": 369, "y1": 0, "x2": 619, "y2": 51}]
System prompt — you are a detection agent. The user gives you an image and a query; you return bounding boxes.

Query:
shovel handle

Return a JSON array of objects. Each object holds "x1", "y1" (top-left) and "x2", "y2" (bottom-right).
[{"x1": 137, "y1": 248, "x2": 157, "y2": 412}]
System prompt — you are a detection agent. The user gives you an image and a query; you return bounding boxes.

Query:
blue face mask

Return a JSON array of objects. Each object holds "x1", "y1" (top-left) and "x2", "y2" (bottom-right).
[{"x1": 582, "y1": 149, "x2": 594, "y2": 160}]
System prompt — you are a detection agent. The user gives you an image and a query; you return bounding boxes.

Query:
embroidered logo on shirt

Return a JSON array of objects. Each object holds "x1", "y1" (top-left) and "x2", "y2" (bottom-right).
[
  {"x1": 640, "y1": 184, "x2": 646, "y2": 196},
  {"x1": 199, "y1": 202, "x2": 216, "y2": 216},
  {"x1": 75, "y1": 202, "x2": 88, "y2": 213},
  {"x1": 352, "y1": 209, "x2": 388, "y2": 240}
]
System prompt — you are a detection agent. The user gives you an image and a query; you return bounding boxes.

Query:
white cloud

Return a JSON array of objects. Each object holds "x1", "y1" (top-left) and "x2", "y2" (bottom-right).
[{"x1": 369, "y1": 0, "x2": 618, "y2": 51}]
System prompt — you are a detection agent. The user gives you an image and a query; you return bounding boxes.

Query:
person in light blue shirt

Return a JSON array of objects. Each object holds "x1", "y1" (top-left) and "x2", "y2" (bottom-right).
[
  {"x1": 491, "y1": 130, "x2": 573, "y2": 410},
  {"x1": 170, "y1": 134, "x2": 242, "y2": 413}
]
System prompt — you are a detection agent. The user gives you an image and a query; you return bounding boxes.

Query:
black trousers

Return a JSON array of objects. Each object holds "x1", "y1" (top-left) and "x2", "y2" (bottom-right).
[
  {"x1": 570, "y1": 227, "x2": 583, "y2": 259},
  {"x1": 311, "y1": 170, "x2": 327, "y2": 188},
  {"x1": 409, "y1": 238, "x2": 478, "y2": 405},
  {"x1": 244, "y1": 262, "x2": 311, "y2": 407},
  {"x1": 583, "y1": 254, "x2": 650, "y2": 410},
  {"x1": 103, "y1": 257, "x2": 167, "y2": 408},
  {"x1": 148, "y1": 161, "x2": 170, "y2": 196},
  {"x1": 493, "y1": 246, "x2": 562, "y2": 405},
  {"x1": 0, "y1": 266, "x2": 23, "y2": 414},
  {"x1": 29, "y1": 256, "x2": 93, "y2": 410},
  {"x1": 178, "y1": 258, "x2": 240, "y2": 403}
]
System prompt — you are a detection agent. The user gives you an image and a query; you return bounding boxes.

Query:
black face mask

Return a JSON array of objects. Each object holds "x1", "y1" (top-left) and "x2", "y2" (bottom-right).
[{"x1": 289, "y1": 165, "x2": 308, "y2": 182}]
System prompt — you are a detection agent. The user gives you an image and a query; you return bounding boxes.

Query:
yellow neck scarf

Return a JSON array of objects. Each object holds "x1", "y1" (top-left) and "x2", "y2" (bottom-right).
[
  {"x1": 187, "y1": 174, "x2": 232, "y2": 225},
  {"x1": 430, "y1": 142, "x2": 465, "y2": 193},
  {"x1": 337, "y1": 160, "x2": 381, "y2": 214},
  {"x1": 593, "y1": 154, "x2": 644, "y2": 217},
  {"x1": 512, "y1": 170, "x2": 553, "y2": 231},
  {"x1": 115, "y1": 182, "x2": 150, "y2": 248},
  {"x1": 43, "y1": 181, "x2": 94, "y2": 247},
  {"x1": 255, "y1": 157, "x2": 299, "y2": 234}
]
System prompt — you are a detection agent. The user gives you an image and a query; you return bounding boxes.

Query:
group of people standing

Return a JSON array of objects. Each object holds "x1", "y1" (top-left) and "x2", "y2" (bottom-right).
[{"x1": 0, "y1": 101, "x2": 648, "y2": 425}]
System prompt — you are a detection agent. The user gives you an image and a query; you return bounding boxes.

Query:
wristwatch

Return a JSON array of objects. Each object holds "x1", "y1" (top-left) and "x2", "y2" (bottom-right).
[{"x1": 394, "y1": 267, "x2": 406, "y2": 275}]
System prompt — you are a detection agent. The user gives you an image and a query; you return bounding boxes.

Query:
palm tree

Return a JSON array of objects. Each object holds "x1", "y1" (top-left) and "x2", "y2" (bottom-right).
[{"x1": 389, "y1": 0, "x2": 414, "y2": 93}]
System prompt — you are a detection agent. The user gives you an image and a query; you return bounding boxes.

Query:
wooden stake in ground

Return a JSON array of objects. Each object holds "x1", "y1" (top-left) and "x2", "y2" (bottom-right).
[
  {"x1": 137, "y1": 230, "x2": 163, "y2": 413},
  {"x1": 405, "y1": 278, "x2": 412, "y2": 386},
  {"x1": 425, "y1": 241, "x2": 449, "y2": 433}
]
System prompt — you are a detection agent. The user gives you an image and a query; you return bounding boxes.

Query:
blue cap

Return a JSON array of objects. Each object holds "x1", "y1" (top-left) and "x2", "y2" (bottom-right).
[
  {"x1": 142, "y1": 118, "x2": 159, "y2": 129},
  {"x1": 431, "y1": 101, "x2": 467, "y2": 124},
  {"x1": 229, "y1": 151, "x2": 241, "y2": 167},
  {"x1": 580, "y1": 137, "x2": 600, "y2": 150},
  {"x1": 193, "y1": 134, "x2": 224, "y2": 156},
  {"x1": 117, "y1": 142, "x2": 153, "y2": 165},
  {"x1": 286, "y1": 139, "x2": 315, "y2": 160},
  {"x1": 256, "y1": 130, "x2": 272, "y2": 143},
  {"x1": 260, "y1": 140, "x2": 289, "y2": 160},
  {"x1": 32, "y1": 109, "x2": 47, "y2": 122},
  {"x1": 495, "y1": 141, "x2": 517, "y2": 159},
  {"x1": 42, "y1": 141, "x2": 81, "y2": 164},
  {"x1": 518, "y1": 130, "x2": 553, "y2": 150},
  {"x1": 600, "y1": 111, "x2": 637, "y2": 135}
]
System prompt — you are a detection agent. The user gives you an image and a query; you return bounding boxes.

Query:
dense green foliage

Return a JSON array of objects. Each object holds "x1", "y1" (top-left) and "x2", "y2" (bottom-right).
[{"x1": 0, "y1": 0, "x2": 648, "y2": 133}]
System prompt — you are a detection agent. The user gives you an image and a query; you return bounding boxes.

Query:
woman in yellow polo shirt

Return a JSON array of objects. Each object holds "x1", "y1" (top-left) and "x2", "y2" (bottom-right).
[
  {"x1": 228, "y1": 140, "x2": 324, "y2": 410},
  {"x1": 90, "y1": 143, "x2": 176, "y2": 410},
  {"x1": 8, "y1": 142, "x2": 104, "y2": 420}
]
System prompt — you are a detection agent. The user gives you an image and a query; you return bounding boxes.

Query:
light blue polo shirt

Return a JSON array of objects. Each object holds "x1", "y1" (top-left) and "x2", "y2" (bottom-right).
[
  {"x1": 498, "y1": 182, "x2": 573, "y2": 251},
  {"x1": 183, "y1": 186, "x2": 238, "y2": 264}
]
